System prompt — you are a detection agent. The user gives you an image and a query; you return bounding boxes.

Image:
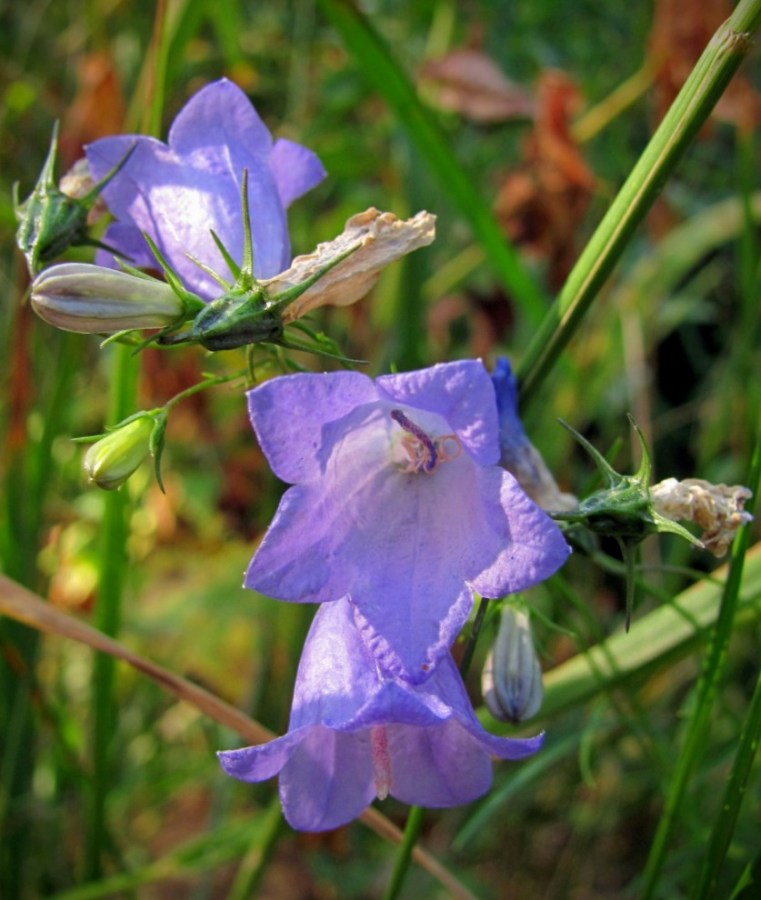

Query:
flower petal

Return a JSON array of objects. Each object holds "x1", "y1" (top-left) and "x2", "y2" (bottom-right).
[
  {"x1": 247, "y1": 370, "x2": 377, "y2": 484},
  {"x1": 279, "y1": 726, "x2": 376, "y2": 831},
  {"x1": 270, "y1": 137, "x2": 327, "y2": 208}
]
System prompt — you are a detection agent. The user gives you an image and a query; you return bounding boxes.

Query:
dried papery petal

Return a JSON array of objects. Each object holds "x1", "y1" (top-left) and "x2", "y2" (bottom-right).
[
  {"x1": 266, "y1": 208, "x2": 436, "y2": 322},
  {"x1": 650, "y1": 477, "x2": 753, "y2": 556}
]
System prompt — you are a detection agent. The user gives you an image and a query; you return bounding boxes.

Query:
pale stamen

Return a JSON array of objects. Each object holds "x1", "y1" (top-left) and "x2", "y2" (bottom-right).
[{"x1": 391, "y1": 408, "x2": 462, "y2": 474}]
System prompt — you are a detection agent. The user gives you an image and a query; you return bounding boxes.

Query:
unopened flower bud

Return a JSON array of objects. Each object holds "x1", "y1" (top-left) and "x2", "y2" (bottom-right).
[
  {"x1": 482, "y1": 605, "x2": 543, "y2": 723},
  {"x1": 490, "y1": 358, "x2": 577, "y2": 512},
  {"x1": 31, "y1": 263, "x2": 202, "y2": 333},
  {"x1": 83, "y1": 415, "x2": 156, "y2": 490},
  {"x1": 14, "y1": 123, "x2": 132, "y2": 275}
]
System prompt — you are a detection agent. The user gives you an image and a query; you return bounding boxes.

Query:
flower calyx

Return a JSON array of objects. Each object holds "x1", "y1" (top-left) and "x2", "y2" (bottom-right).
[{"x1": 14, "y1": 122, "x2": 134, "y2": 276}]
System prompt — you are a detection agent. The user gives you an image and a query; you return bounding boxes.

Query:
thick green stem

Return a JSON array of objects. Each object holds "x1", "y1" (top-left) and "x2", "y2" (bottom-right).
[
  {"x1": 84, "y1": 343, "x2": 138, "y2": 880},
  {"x1": 517, "y1": 0, "x2": 761, "y2": 404}
]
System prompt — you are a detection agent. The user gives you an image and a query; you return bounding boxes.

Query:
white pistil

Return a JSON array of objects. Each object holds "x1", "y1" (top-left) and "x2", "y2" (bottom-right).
[{"x1": 370, "y1": 726, "x2": 392, "y2": 800}]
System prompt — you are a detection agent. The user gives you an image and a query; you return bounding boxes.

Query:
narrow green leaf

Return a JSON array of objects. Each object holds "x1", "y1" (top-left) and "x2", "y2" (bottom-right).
[{"x1": 316, "y1": 0, "x2": 547, "y2": 327}]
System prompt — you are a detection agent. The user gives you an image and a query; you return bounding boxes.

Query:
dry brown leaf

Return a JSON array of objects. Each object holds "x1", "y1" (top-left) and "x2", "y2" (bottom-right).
[
  {"x1": 649, "y1": 0, "x2": 760, "y2": 129},
  {"x1": 266, "y1": 208, "x2": 436, "y2": 322},
  {"x1": 0, "y1": 573, "x2": 476, "y2": 899},
  {"x1": 419, "y1": 48, "x2": 535, "y2": 123},
  {"x1": 494, "y1": 71, "x2": 595, "y2": 289}
]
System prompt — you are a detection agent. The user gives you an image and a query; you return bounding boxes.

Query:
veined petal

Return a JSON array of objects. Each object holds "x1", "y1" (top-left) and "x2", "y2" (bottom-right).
[
  {"x1": 219, "y1": 597, "x2": 543, "y2": 831},
  {"x1": 377, "y1": 359, "x2": 499, "y2": 466},
  {"x1": 86, "y1": 78, "x2": 325, "y2": 296},
  {"x1": 270, "y1": 137, "x2": 327, "y2": 207},
  {"x1": 246, "y1": 360, "x2": 571, "y2": 682},
  {"x1": 247, "y1": 370, "x2": 377, "y2": 484}
]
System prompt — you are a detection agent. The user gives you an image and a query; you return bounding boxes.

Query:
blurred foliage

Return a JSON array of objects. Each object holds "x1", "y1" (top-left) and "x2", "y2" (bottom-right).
[{"x1": 1, "y1": 0, "x2": 760, "y2": 898}]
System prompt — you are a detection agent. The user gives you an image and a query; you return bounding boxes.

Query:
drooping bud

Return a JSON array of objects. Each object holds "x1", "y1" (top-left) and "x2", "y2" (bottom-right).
[
  {"x1": 83, "y1": 414, "x2": 159, "y2": 490},
  {"x1": 14, "y1": 122, "x2": 133, "y2": 275},
  {"x1": 490, "y1": 358, "x2": 577, "y2": 512},
  {"x1": 31, "y1": 263, "x2": 204, "y2": 334},
  {"x1": 482, "y1": 605, "x2": 543, "y2": 723}
]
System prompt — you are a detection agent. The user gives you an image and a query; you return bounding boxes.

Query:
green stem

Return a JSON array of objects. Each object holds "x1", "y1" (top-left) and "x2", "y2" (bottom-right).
[
  {"x1": 163, "y1": 370, "x2": 246, "y2": 411},
  {"x1": 517, "y1": 0, "x2": 761, "y2": 405},
  {"x1": 695, "y1": 662, "x2": 761, "y2": 899},
  {"x1": 85, "y1": 343, "x2": 138, "y2": 880},
  {"x1": 381, "y1": 598, "x2": 490, "y2": 900},
  {"x1": 639, "y1": 417, "x2": 761, "y2": 897},
  {"x1": 382, "y1": 805, "x2": 426, "y2": 900}
]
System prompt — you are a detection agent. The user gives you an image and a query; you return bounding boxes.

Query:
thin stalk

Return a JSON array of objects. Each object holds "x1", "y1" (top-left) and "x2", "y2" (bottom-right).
[
  {"x1": 227, "y1": 796, "x2": 284, "y2": 900},
  {"x1": 382, "y1": 805, "x2": 426, "y2": 900},
  {"x1": 84, "y1": 1, "x2": 170, "y2": 877},
  {"x1": 517, "y1": 0, "x2": 761, "y2": 405},
  {"x1": 639, "y1": 418, "x2": 761, "y2": 897},
  {"x1": 695, "y1": 662, "x2": 761, "y2": 898},
  {"x1": 381, "y1": 598, "x2": 490, "y2": 900}
]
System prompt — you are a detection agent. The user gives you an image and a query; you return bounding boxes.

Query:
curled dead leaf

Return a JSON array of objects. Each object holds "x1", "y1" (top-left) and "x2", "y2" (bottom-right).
[
  {"x1": 419, "y1": 48, "x2": 536, "y2": 123},
  {"x1": 267, "y1": 208, "x2": 436, "y2": 322}
]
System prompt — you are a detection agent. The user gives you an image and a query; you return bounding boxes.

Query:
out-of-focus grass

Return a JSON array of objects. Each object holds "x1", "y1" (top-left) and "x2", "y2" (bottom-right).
[{"x1": 1, "y1": 1, "x2": 760, "y2": 898}]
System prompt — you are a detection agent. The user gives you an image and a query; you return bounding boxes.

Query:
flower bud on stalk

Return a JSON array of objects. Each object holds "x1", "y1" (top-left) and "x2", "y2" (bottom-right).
[
  {"x1": 31, "y1": 263, "x2": 204, "y2": 333},
  {"x1": 482, "y1": 605, "x2": 543, "y2": 723},
  {"x1": 83, "y1": 414, "x2": 158, "y2": 490}
]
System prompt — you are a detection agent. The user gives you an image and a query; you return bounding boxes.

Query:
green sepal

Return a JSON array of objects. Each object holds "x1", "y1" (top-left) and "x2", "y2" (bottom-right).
[
  {"x1": 149, "y1": 410, "x2": 169, "y2": 493},
  {"x1": 14, "y1": 123, "x2": 135, "y2": 275}
]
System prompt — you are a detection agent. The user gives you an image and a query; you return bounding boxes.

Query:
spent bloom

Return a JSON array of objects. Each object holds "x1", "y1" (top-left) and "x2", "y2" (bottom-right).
[
  {"x1": 218, "y1": 596, "x2": 542, "y2": 832},
  {"x1": 245, "y1": 360, "x2": 570, "y2": 684},
  {"x1": 85, "y1": 78, "x2": 326, "y2": 298}
]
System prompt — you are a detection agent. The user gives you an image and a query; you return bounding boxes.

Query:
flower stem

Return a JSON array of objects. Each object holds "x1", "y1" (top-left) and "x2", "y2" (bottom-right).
[
  {"x1": 382, "y1": 805, "x2": 426, "y2": 900},
  {"x1": 517, "y1": 0, "x2": 761, "y2": 405},
  {"x1": 85, "y1": 343, "x2": 138, "y2": 880},
  {"x1": 381, "y1": 597, "x2": 491, "y2": 899}
]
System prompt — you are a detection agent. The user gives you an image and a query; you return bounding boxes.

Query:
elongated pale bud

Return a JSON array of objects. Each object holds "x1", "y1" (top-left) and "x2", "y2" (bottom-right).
[
  {"x1": 31, "y1": 263, "x2": 203, "y2": 333},
  {"x1": 482, "y1": 605, "x2": 543, "y2": 723},
  {"x1": 83, "y1": 415, "x2": 156, "y2": 490}
]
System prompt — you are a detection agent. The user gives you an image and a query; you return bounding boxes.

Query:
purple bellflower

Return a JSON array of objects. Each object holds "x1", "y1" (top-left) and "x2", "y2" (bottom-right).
[
  {"x1": 245, "y1": 359, "x2": 570, "y2": 684},
  {"x1": 218, "y1": 596, "x2": 543, "y2": 832},
  {"x1": 85, "y1": 78, "x2": 325, "y2": 298}
]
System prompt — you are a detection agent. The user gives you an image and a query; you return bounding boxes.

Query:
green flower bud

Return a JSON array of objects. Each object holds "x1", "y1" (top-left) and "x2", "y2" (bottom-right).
[
  {"x1": 482, "y1": 605, "x2": 543, "y2": 724},
  {"x1": 31, "y1": 263, "x2": 202, "y2": 333},
  {"x1": 14, "y1": 122, "x2": 132, "y2": 275},
  {"x1": 83, "y1": 415, "x2": 156, "y2": 490}
]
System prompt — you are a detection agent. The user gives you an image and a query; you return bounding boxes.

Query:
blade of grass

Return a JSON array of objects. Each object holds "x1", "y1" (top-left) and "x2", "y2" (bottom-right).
[
  {"x1": 316, "y1": 0, "x2": 547, "y2": 328},
  {"x1": 639, "y1": 419, "x2": 761, "y2": 897},
  {"x1": 517, "y1": 0, "x2": 761, "y2": 405},
  {"x1": 695, "y1": 661, "x2": 761, "y2": 898}
]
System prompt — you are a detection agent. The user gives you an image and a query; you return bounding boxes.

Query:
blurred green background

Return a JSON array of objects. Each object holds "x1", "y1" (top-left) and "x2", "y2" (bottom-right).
[{"x1": 1, "y1": 1, "x2": 760, "y2": 897}]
